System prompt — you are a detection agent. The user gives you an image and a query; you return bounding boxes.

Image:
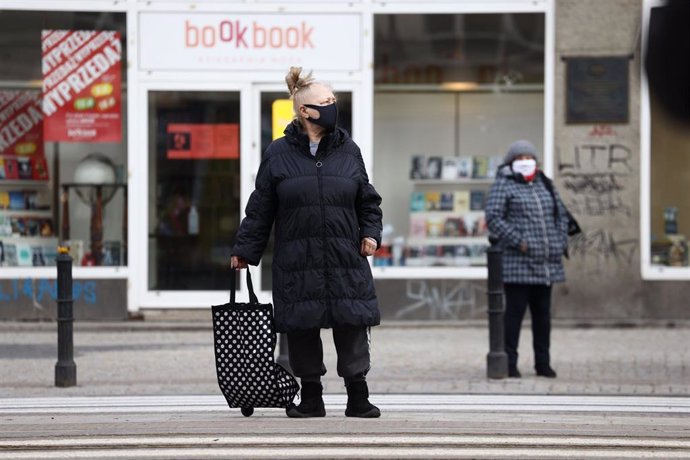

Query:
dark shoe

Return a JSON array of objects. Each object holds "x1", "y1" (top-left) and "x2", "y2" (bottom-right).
[
  {"x1": 345, "y1": 381, "x2": 381, "y2": 418},
  {"x1": 286, "y1": 381, "x2": 326, "y2": 418},
  {"x1": 535, "y1": 364, "x2": 557, "y2": 378},
  {"x1": 508, "y1": 366, "x2": 522, "y2": 378}
]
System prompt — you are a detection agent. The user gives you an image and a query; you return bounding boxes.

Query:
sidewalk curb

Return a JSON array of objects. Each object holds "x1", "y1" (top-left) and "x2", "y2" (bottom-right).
[{"x1": 1, "y1": 319, "x2": 689, "y2": 332}]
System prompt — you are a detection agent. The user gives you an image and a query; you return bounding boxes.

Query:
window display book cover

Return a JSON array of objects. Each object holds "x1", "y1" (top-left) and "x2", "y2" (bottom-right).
[
  {"x1": 470, "y1": 190, "x2": 486, "y2": 211},
  {"x1": 410, "y1": 155, "x2": 427, "y2": 179},
  {"x1": 409, "y1": 192, "x2": 425, "y2": 212},
  {"x1": 17, "y1": 158, "x2": 32, "y2": 180},
  {"x1": 441, "y1": 157, "x2": 458, "y2": 180},
  {"x1": 453, "y1": 191, "x2": 470, "y2": 214}
]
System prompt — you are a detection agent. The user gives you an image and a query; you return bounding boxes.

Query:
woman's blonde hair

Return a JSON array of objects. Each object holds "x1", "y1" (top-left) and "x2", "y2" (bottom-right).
[{"x1": 285, "y1": 66, "x2": 332, "y2": 118}]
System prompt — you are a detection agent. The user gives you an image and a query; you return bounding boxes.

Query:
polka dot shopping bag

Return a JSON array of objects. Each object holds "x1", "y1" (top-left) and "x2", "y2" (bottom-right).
[{"x1": 211, "y1": 269, "x2": 299, "y2": 416}]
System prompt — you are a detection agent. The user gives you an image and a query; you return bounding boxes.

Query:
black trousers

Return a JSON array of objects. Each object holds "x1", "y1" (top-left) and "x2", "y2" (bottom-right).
[
  {"x1": 504, "y1": 283, "x2": 552, "y2": 369},
  {"x1": 287, "y1": 326, "x2": 371, "y2": 385}
]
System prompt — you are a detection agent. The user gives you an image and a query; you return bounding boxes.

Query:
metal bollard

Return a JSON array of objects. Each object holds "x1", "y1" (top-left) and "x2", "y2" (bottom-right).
[
  {"x1": 55, "y1": 246, "x2": 77, "y2": 387},
  {"x1": 276, "y1": 333, "x2": 291, "y2": 373},
  {"x1": 486, "y1": 237, "x2": 508, "y2": 379}
]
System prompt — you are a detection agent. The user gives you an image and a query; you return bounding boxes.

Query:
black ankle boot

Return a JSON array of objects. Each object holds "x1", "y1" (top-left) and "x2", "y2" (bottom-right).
[
  {"x1": 508, "y1": 365, "x2": 522, "y2": 378},
  {"x1": 345, "y1": 381, "x2": 380, "y2": 418},
  {"x1": 535, "y1": 364, "x2": 557, "y2": 378},
  {"x1": 286, "y1": 381, "x2": 326, "y2": 418}
]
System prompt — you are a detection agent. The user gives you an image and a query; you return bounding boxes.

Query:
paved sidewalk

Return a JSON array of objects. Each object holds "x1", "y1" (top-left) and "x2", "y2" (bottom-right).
[{"x1": 1, "y1": 322, "x2": 688, "y2": 397}]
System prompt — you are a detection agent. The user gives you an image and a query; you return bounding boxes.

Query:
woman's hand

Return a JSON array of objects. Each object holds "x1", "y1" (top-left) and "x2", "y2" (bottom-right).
[
  {"x1": 360, "y1": 237, "x2": 377, "y2": 257},
  {"x1": 230, "y1": 256, "x2": 248, "y2": 270}
]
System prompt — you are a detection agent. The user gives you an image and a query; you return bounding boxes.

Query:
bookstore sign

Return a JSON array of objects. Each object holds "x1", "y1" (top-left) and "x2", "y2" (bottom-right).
[
  {"x1": 139, "y1": 13, "x2": 361, "y2": 71},
  {"x1": 41, "y1": 30, "x2": 122, "y2": 142}
]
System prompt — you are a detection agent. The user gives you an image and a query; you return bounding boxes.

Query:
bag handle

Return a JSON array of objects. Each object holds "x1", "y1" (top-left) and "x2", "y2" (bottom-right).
[{"x1": 230, "y1": 269, "x2": 260, "y2": 305}]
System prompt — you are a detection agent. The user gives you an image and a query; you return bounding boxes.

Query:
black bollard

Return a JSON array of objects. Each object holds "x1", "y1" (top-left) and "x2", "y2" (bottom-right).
[
  {"x1": 55, "y1": 246, "x2": 77, "y2": 387},
  {"x1": 486, "y1": 237, "x2": 508, "y2": 379},
  {"x1": 276, "y1": 333, "x2": 291, "y2": 373}
]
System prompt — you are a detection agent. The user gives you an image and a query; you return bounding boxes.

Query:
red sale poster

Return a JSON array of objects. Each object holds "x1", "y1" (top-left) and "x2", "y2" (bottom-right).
[
  {"x1": 0, "y1": 91, "x2": 44, "y2": 157},
  {"x1": 41, "y1": 30, "x2": 122, "y2": 142},
  {"x1": 166, "y1": 124, "x2": 239, "y2": 160}
]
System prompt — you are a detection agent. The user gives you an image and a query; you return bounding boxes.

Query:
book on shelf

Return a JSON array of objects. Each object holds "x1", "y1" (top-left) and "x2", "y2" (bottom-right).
[
  {"x1": 457, "y1": 156, "x2": 473, "y2": 178},
  {"x1": 470, "y1": 190, "x2": 486, "y2": 211},
  {"x1": 0, "y1": 160, "x2": 5, "y2": 179},
  {"x1": 453, "y1": 190, "x2": 470, "y2": 214},
  {"x1": 426, "y1": 216, "x2": 445, "y2": 238},
  {"x1": 31, "y1": 156, "x2": 50, "y2": 181},
  {"x1": 0, "y1": 216, "x2": 11, "y2": 236},
  {"x1": 426, "y1": 156, "x2": 443, "y2": 179},
  {"x1": 425, "y1": 192, "x2": 441, "y2": 211},
  {"x1": 3, "y1": 243, "x2": 18, "y2": 266},
  {"x1": 471, "y1": 215, "x2": 489, "y2": 237},
  {"x1": 16, "y1": 242, "x2": 32, "y2": 266},
  {"x1": 439, "y1": 192, "x2": 454, "y2": 211},
  {"x1": 487, "y1": 156, "x2": 503, "y2": 179},
  {"x1": 441, "y1": 157, "x2": 458, "y2": 180},
  {"x1": 443, "y1": 217, "x2": 468, "y2": 237},
  {"x1": 4, "y1": 158, "x2": 19, "y2": 179},
  {"x1": 472, "y1": 157, "x2": 489, "y2": 179},
  {"x1": 410, "y1": 155, "x2": 427, "y2": 179},
  {"x1": 0, "y1": 192, "x2": 8, "y2": 209},
  {"x1": 17, "y1": 157, "x2": 32, "y2": 180},
  {"x1": 409, "y1": 215, "x2": 427, "y2": 238},
  {"x1": 102, "y1": 241, "x2": 121, "y2": 266},
  {"x1": 409, "y1": 191, "x2": 426, "y2": 212},
  {"x1": 31, "y1": 245, "x2": 46, "y2": 266},
  {"x1": 454, "y1": 244, "x2": 472, "y2": 266},
  {"x1": 9, "y1": 191, "x2": 25, "y2": 210}
]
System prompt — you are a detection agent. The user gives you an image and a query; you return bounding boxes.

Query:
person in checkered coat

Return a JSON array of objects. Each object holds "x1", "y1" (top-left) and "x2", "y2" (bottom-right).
[{"x1": 485, "y1": 140, "x2": 569, "y2": 379}]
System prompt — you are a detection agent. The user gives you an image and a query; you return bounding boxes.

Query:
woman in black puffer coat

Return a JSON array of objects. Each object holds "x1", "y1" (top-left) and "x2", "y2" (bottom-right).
[{"x1": 230, "y1": 67, "x2": 383, "y2": 419}]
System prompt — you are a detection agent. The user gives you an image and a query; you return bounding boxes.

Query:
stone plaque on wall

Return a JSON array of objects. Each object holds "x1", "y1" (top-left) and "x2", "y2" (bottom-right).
[{"x1": 566, "y1": 56, "x2": 630, "y2": 124}]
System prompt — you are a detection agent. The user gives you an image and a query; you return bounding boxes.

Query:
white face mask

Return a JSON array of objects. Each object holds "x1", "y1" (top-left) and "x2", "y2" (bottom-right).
[{"x1": 512, "y1": 158, "x2": 537, "y2": 178}]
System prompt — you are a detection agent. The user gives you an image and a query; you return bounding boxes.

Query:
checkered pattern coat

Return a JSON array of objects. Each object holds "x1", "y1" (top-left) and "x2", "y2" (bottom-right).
[{"x1": 485, "y1": 167, "x2": 569, "y2": 285}]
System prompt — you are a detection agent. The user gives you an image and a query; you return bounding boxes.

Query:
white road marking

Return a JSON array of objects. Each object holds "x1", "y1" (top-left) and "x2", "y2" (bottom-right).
[{"x1": 1, "y1": 394, "x2": 690, "y2": 414}]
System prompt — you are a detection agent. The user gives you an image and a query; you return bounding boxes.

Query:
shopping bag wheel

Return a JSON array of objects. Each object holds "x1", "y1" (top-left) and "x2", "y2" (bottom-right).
[{"x1": 241, "y1": 407, "x2": 254, "y2": 417}]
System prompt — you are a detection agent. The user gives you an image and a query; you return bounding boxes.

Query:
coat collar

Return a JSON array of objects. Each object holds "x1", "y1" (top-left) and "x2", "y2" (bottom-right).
[{"x1": 283, "y1": 120, "x2": 349, "y2": 155}]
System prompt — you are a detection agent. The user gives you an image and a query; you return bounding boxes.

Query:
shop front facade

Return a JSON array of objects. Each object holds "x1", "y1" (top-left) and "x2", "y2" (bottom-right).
[{"x1": 0, "y1": 0, "x2": 687, "y2": 322}]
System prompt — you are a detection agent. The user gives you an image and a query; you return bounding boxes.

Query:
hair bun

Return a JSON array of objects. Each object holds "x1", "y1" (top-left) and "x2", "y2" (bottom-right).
[{"x1": 285, "y1": 66, "x2": 314, "y2": 97}]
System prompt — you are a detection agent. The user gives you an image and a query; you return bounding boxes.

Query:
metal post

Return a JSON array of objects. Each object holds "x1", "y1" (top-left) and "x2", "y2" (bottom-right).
[
  {"x1": 276, "y1": 333, "x2": 291, "y2": 373},
  {"x1": 55, "y1": 246, "x2": 76, "y2": 387},
  {"x1": 486, "y1": 237, "x2": 508, "y2": 379}
]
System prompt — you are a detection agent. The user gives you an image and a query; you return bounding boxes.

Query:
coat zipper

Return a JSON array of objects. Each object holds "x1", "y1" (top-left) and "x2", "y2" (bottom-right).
[
  {"x1": 315, "y1": 151, "x2": 328, "y2": 301},
  {"x1": 530, "y1": 182, "x2": 550, "y2": 283}
]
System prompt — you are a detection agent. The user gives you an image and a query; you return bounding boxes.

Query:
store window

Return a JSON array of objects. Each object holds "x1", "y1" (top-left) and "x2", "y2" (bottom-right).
[
  {"x1": 649, "y1": 96, "x2": 690, "y2": 268},
  {"x1": 372, "y1": 13, "x2": 544, "y2": 269},
  {"x1": 148, "y1": 91, "x2": 241, "y2": 291},
  {"x1": 0, "y1": 11, "x2": 127, "y2": 268}
]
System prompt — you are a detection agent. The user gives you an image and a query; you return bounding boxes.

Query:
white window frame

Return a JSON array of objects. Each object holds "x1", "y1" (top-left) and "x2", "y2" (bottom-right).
[{"x1": 639, "y1": 0, "x2": 688, "y2": 280}]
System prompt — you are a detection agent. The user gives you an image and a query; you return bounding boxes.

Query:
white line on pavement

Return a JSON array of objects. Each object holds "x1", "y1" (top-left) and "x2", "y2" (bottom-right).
[{"x1": 1, "y1": 394, "x2": 690, "y2": 414}]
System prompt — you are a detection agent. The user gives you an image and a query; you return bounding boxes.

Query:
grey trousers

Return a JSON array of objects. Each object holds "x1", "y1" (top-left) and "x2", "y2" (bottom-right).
[{"x1": 286, "y1": 326, "x2": 371, "y2": 385}]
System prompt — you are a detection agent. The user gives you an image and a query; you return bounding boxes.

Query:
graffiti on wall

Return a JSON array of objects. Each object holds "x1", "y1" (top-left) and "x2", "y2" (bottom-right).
[
  {"x1": 559, "y1": 125, "x2": 639, "y2": 268},
  {"x1": 0, "y1": 279, "x2": 97, "y2": 307}
]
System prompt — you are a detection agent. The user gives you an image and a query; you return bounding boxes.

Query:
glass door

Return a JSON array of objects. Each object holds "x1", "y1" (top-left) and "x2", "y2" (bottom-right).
[{"x1": 137, "y1": 82, "x2": 252, "y2": 308}]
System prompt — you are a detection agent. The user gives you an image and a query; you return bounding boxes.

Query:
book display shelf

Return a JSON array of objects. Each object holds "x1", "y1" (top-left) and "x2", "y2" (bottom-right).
[
  {"x1": 371, "y1": 89, "x2": 543, "y2": 280},
  {"x1": 0, "y1": 155, "x2": 57, "y2": 267}
]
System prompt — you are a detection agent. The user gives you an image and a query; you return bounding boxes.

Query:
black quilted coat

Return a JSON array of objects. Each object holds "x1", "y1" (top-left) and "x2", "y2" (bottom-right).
[{"x1": 231, "y1": 121, "x2": 383, "y2": 333}]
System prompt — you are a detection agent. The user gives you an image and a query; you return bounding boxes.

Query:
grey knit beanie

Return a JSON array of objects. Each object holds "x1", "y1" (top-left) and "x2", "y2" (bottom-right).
[{"x1": 504, "y1": 140, "x2": 537, "y2": 164}]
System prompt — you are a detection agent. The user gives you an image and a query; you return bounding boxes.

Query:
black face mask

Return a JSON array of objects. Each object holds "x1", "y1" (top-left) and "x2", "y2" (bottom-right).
[{"x1": 304, "y1": 103, "x2": 338, "y2": 132}]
